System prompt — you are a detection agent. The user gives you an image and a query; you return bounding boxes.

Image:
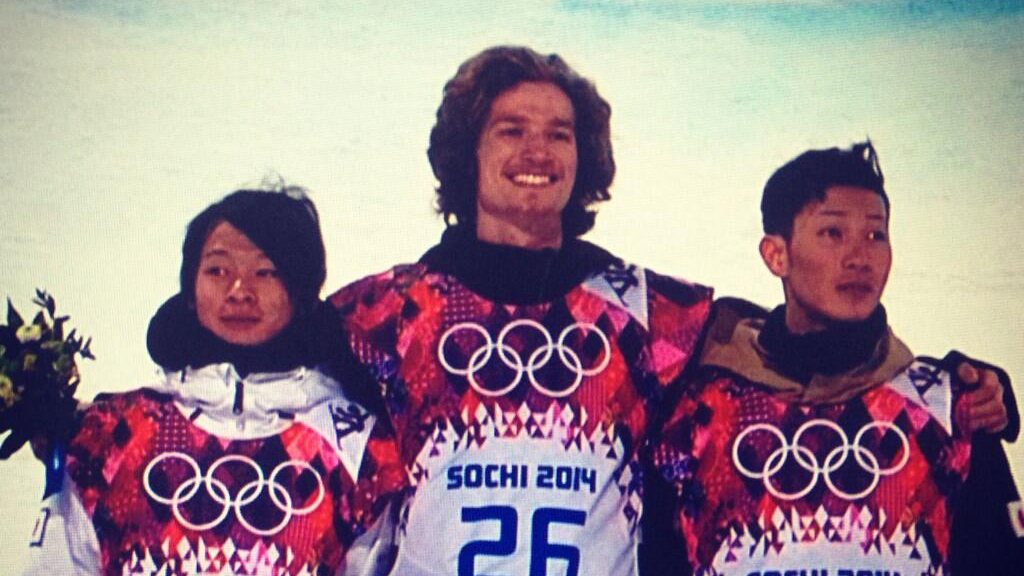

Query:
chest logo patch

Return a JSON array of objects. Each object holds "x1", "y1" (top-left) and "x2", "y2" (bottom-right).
[
  {"x1": 143, "y1": 452, "x2": 325, "y2": 536},
  {"x1": 438, "y1": 319, "x2": 610, "y2": 398},
  {"x1": 732, "y1": 419, "x2": 910, "y2": 501},
  {"x1": 887, "y1": 360, "x2": 953, "y2": 434},
  {"x1": 330, "y1": 402, "x2": 371, "y2": 440},
  {"x1": 581, "y1": 262, "x2": 649, "y2": 329}
]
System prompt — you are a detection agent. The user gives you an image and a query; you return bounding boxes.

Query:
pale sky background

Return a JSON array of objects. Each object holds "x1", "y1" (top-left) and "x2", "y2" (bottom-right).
[{"x1": 1, "y1": 0, "x2": 1021, "y2": 572}]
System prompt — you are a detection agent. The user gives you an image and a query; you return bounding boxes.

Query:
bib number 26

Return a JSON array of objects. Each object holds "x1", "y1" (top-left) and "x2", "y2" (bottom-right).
[{"x1": 457, "y1": 505, "x2": 586, "y2": 576}]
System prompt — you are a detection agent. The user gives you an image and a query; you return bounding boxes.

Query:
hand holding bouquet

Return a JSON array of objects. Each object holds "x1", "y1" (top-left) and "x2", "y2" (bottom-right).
[{"x1": 0, "y1": 290, "x2": 92, "y2": 461}]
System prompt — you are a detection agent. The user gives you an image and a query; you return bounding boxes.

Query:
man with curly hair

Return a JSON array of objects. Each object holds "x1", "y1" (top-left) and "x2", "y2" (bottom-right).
[
  {"x1": 329, "y1": 46, "x2": 1014, "y2": 575},
  {"x1": 331, "y1": 46, "x2": 712, "y2": 575}
]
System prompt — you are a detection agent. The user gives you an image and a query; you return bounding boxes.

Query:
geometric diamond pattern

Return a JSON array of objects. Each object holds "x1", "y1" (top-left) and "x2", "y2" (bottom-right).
[
  {"x1": 662, "y1": 359, "x2": 972, "y2": 576},
  {"x1": 331, "y1": 258, "x2": 714, "y2": 573},
  {"x1": 416, "y1": 401, "x2": 618, "y2": 474},
  {"x1": 63, "y1": 383, "x2": 402, "y2": 576},
  {"x1": 718, "y1": 504, "x2": 928, "y2": 562},
  {"x1": 122, "y1": 537, "x2": 316, "y2": 576}
]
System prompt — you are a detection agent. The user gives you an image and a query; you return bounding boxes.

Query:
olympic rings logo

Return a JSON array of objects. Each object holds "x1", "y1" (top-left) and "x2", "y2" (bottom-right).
[
  {"x1": 731, "y1": 419, "x2": 910, "y2": 501},
  {"x1": 437, "y1": 319, "x2": 611, "y2": 398},
  {"x1": 142, "y1": 452, "x2": 325, "y2": 536}
]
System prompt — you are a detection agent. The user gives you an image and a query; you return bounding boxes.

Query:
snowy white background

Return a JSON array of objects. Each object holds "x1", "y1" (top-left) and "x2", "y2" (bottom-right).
[{"x1": 2, "y1": 1, "x2": 1021, "y2": 572}]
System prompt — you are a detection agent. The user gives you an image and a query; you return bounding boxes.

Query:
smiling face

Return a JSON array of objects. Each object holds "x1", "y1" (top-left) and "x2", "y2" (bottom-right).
[
  {"x1": 194, "y1": 221, "x2": 294, "y2": 345},
  {"x1": 475, "y1": 81, "x2": 578, "y2": 248},
  {"x1": 760, "y1": 186, "x2": 892, "y2": 333}
]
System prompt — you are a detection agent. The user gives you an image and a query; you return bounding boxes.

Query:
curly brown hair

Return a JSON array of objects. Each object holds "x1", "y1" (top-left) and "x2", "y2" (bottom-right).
[{"x1": 428, "y1": 46, "x2": 615, "y2": 238}]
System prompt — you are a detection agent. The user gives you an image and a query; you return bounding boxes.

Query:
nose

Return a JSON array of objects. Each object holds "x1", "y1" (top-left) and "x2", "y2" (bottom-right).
[
  {"x1": 226, "y1": 277, "x2": 256, "y2": 303},
  {"x1": 521, "y1": 131, "x2": 552, "y2": 162},
  {"x1": 842, "y1": 241, "x2": 873, "y2": 271}
]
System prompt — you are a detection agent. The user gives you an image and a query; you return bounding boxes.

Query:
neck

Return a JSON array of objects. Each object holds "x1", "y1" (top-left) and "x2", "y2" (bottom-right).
[
  {"x1": 147, "y1": 294, "x2": 341, "y2": 376},
  {"x1": 783, "y1": 304, "x2": 828, "y2": 335},
  {"x1": 759, "y1": 304, "x2": 888, "y2": 378},
  {"x1": 419, "y1": 225, "x2": 618, "y2": 305},
  {"x1": 475, "y1": 211, "x2": 563, "y2": 250}
]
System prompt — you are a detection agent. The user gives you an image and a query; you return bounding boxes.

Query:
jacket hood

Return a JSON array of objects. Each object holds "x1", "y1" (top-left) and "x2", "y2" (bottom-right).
[{"x1": 700, "y1": 298, "x2": 914, "y2": 405}]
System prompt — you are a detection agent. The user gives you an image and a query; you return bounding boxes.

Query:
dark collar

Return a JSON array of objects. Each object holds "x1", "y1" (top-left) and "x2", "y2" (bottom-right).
[
  {"x1": 146, "y1": 294, "x2": 343, "y2": 377},
  {"x1": 419, "y1": 225, "x2": 618, "y2": 305},
  {"x1": 757, "y1": 304, "x2": 888, "y2": 381}
]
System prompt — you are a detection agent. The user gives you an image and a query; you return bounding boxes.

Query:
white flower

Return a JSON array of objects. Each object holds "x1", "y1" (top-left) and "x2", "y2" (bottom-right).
[{"x1": 15, "y1": 324, "x2": 42, "y2": 343}]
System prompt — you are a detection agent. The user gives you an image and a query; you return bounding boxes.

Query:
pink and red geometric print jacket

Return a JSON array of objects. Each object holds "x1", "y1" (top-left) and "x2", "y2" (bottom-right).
[
  {"x1": 22, "y1": 363, "x2": 403, "y2": 576},
  {"x1": 329, "y1": 227, "x2": 712, "y2": 576}
]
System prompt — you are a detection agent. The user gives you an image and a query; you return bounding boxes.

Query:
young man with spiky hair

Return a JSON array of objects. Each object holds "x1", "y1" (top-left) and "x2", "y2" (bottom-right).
[{"x1": 653, "y1": 142, "x2": 1022, "y2": 575}]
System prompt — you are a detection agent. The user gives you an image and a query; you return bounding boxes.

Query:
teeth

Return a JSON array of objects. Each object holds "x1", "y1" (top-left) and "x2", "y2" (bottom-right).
[{"x1": 511, "y1": 173, "x2": 552, "y2": 186}]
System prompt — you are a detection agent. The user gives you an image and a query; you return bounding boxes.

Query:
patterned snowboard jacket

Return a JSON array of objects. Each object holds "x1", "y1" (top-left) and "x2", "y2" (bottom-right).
[
  {"x1": 653, "y1": 300, "x2": 1022, "y2": 576},
  {"x1": 329, "y1": 227, "x2": 712, "y2": 576},
  {"x1": 22, "y1": 363, "x2": 404, "y2": 576}
]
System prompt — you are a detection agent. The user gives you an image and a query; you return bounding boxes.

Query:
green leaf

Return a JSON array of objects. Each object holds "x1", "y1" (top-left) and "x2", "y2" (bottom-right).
[
  {"x1": 54, "y1": 316, "x2": 67, "y2": 341},
  {"x1": 32, "y1": 289, "x2": 55, "y2": 319},
  {"x1": 0, "y1": 428, "x2": 29, "y2": 460},
  {"x1": 81, "y1": 338, "x2": 94, "y2": 360},
  {"x1": 6, "y1": 299, "x2": 24, "y2": 329}
]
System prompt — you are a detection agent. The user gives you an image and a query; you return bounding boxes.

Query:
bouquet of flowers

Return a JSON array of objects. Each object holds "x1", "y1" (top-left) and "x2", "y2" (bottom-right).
[{"x1": 0, "y1": 290, "x2": 92, "y2": 460}]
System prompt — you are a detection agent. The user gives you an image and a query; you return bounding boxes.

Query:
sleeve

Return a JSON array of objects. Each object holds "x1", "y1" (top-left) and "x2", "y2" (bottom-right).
[
  {"x1": 328, "y1": 274, "x2": 404, "y2": 393},
  {"x1": 337, "y1": 417, "x2": 407, "y2": 574},
  {"x1": 643, "y1": 271, "x2": 714, "y2": 389},
  {"x1": 20, "y1": 474, "x2": 100, "y2": 576},
  {"x1": 339, "y1": 495, "x2": 402, "y2": 576},
  {"x1": 641, "y1": 373, "x2": 713, "y2": 576},
  {"x1": 638, "y1": 455, "x2": 692, "y2": 576},
  {"x1": 948, "y1": 433, "x2": 1024, "y2": 573},
  {"x1": 943, "y1": 349, "x2": 1020, "y2": 442}
]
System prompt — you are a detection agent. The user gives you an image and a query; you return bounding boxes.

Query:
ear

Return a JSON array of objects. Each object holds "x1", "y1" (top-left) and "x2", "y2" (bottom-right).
[{"x1": 759, "y1": 234, "x2": 789, "y2": 278}]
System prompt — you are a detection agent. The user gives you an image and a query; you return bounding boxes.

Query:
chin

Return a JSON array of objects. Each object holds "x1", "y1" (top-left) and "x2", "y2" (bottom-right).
[
  {"x1": 826, "y1": 305, "x2": 878, "y2": 323},
  {"x1": 215, "y1": 330, "x2": 270, "y2": 346}
]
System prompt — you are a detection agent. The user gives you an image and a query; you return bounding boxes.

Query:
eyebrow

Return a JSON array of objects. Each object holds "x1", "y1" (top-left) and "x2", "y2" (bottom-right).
[
  {"x1": 818, "y1": 209, "x2": 886, "y2": 220},
  {"x1": 201, "y1": 248, "x2": 273, "y2": 261},
  {"x1": 489, "y1": 114, "x2": 574, "y2": 129}
]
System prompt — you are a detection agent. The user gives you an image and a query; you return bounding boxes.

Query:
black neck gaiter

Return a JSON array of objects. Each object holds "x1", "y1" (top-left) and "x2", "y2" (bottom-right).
[
  {"x1": 419, "y1": 225, "x2": 617, "y2": 305},
  {"x1": 757, "y1": 304, "x2": 887, "y2": 379},
  {"x1": 146, "y1": 294, "x2": 342, "y2": 377}
]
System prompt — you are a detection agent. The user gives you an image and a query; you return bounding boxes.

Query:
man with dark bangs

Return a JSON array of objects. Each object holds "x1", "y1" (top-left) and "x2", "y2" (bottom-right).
[{"x1": 653, "y1": 142, "x2": 1022, "y2": 575}]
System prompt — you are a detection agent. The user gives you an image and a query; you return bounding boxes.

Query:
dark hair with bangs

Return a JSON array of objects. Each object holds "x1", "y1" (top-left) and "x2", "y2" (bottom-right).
[
  {"x1": 179, "y1": 185, "x2": 326, "y2": 317},
  {"x1": 762, "y1": 140, "x2": 890, "y2": 240},
  {"x1": 428, "y1": 45, "x2": 614, "y2": 238}
]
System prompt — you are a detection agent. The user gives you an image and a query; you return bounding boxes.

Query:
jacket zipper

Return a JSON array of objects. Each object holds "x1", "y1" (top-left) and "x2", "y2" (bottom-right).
[{"x1": 233, "y1": 380, "x2": 244, "y2": 415}]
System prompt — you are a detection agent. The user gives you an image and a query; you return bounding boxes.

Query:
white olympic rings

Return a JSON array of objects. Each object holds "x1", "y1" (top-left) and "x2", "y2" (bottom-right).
[
  {"x1": 142, "y1": 452, "x2": 325, "y2": 536},
  {"x1": 731, "y1": 418, "x2": 910, "y2": 501},
  {"x1": 437, "y1": 319, "x2": 611, "y2": 398}
]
